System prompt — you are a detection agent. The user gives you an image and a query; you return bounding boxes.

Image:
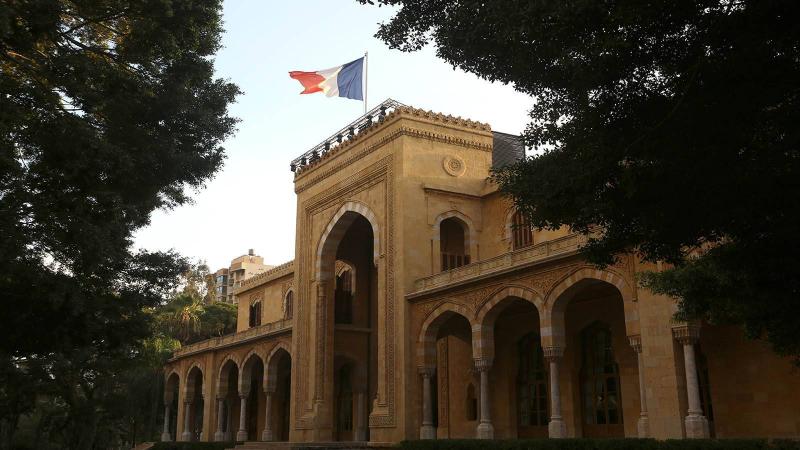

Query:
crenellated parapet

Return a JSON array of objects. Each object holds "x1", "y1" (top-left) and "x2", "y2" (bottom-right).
[{"x1": 236, "y1": 260, "x2": 294, "y2": 294}]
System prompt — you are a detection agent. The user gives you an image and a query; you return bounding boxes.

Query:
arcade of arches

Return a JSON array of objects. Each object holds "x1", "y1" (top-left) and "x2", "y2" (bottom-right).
[{"x1": 162, "y1": 103, "x2": 800, "y2": 444}]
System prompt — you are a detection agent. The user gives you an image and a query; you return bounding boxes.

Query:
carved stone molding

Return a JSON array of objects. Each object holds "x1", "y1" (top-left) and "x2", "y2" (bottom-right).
[
  {"x1": 543, "y1": 346, "x2": 565, "y2": 361},
  {"x1": 398, "y1": 106, "x2": 492, "y2": 132},
  {"x1": 295, "y1": 125, "x2": 490, "y2": 193},
  {"x1": 437, "y1": 338, "x2": 449, "y2": 432},
  {"x1": 473, "y1": 357, "x2": 494, "y2": 372},
  {"x1": 410, "y1": 233, "x2": 590, "y2": 295},
  {"x1": 238, "y1": 260, "x2": 294, "y2": 293},
  {"x1": 672, "y1": 324, "x2": 701, "y2": 345},
  {"x1": 417, "y1": 366, "x2": 435, "y2": 378},
  {"x1": 443, "y1": 155, "x2": 466, "y2": 177},
  {"x1": 295, "y1": 154, "x2": 398, "y2": 430},
  {"x1": 170, "y1": 319, "x2": 292, "y2": 360},
  {"x1": 628, "y1": 334, "x2": 643, "y2": 353}
]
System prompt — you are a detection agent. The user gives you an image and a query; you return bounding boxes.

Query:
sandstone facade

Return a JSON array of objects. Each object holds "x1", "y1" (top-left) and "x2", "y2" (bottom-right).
[{"x1": 162, "y1": 101, "x2": 800, "y2": 444}]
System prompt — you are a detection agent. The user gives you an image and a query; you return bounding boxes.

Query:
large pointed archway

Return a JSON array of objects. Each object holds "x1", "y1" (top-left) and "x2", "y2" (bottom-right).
[
  {"x1": 265, "y1": 344, "x2": 292, "y2": 441},
  {"x1": 315, "y1": 201, "x2": 380, "y2": 442},
  {"x1": 543, "y1": 268, "x2": 641, "y2": 438},
  {"x1": 182, "y1": 364, "x2": 204, "y2": 442}
]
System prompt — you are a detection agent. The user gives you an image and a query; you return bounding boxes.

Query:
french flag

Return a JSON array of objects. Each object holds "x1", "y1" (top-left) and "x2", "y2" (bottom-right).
[{"x1": 289, "y1": 57, "x2": 364, "y2": 101}]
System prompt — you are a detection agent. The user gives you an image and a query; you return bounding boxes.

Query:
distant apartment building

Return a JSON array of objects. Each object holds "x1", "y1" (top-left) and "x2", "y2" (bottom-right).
[{"x1": 207, "y1": 249, "x2": 272, "y2": 304}]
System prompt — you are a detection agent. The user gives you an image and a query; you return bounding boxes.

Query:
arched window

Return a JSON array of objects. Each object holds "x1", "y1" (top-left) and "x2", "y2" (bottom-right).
[
  {"x1": 518, "y1": 332, "x2": 548, "y2": 427},
  {"x1": 248, "y1": 300, "x2": 262, "y2": 327},
  {"x1": 440, "y1": 217, "x2": 470, "y2": 271},
  {"x1": 335, "y1": 269, "x2": 354, "y2": 324},
  {"x1": 466, "y1": 383, "x2": 478, "y2": 421},
  {"x1": 511, "y1": 211, "x2": 533, "y2": 250},
  {"x1": 283, "y1": 291, "x2": 293, "y2": 320},
  {"x1": 580, "y1": 323, "x2": 622, "y2": 434}
]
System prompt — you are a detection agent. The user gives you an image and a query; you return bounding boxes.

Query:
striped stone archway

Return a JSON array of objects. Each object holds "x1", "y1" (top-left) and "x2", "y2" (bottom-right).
[
  {"x1": 315, "y1": 201, "x2": 380, "y2": 282},
  {"x1": 472, "y1": 285, "x2": 544, "y2": 360},
  {"x1": 541, "y1": 266, "x2": 639, "y2": 349},
  {"x1": 417, "y1": 301, "x2": 475, "y2": 370}
]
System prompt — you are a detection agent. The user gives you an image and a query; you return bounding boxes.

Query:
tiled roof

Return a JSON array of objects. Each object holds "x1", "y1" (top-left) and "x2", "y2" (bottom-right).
[{"x1": 492, "y1": 131, "x2": 525, "y2": 169}]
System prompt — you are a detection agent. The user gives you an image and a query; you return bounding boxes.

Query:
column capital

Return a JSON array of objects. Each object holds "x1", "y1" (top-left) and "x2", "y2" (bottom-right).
[
  {"x1": 672, "y1": 324, "x2": 700, "y2": 345},
  {"x1": 417, "y1": 366, "x2": 435, "y2": 378},
  {"x1": 238, "y1": 390, "x2": 249, "y2": 399},
  {"x1": 473, "y1": 357, "x2": 493, "y2": 372},
  {"x1": 628, "y1": 334, "x2": 643, "y2": 353},
  {"x1": 543, "y1": 346, "x2": 564, "y2": 362}
]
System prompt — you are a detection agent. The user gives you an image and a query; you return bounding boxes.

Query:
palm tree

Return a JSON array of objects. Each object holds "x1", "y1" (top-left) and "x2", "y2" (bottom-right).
[{"x1": 165, "y1": 294, "x2": 204, "y2": 344}]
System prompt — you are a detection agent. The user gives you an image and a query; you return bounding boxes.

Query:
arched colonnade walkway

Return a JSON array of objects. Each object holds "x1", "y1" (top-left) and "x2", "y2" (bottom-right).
[
  {"x1": 161, "y1": 344, "x2": 292, "y2": 442},
  {"x1": 415, "y1": 267, "x2": 712, "y2": 439}
]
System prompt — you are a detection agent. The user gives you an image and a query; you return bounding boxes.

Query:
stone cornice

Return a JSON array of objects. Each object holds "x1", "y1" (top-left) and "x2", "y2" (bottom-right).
[
  {"x1": 543, "y1": 346, "x2": 565, "y2": 361},
  {"x1": 294, "y1": 125, "x2": 492, "y2": 194},
  {"x1": 628, "y1": 334, "x2": 643, "y2": 353},
  {"x1": 395, "y1": 105, "x2": 492, "y2": 133},
  {"x1": 169, "y1": 318, "x2": 292, "y2": 361},
  {"x1": 473, "y1": 357, "x2": 494, "y2": 371},
  {"x1": 672, "y1": 323, "x2": 701, "y2": 345},
  {"x1": 417, "y1": 366, "x2": 435, "y2": 378},
  {"x1": 408, "y1": 232, "x2": 591, "y2": 299},
  {"x1": 422, "y1": 183, "x2": 484, "y2": 200},
  {"x1": 235, "y1": 260, "x2": 294, "y2": 294}
]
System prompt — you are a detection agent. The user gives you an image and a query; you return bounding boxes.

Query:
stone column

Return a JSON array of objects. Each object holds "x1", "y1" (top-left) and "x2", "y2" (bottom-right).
[
  {"x1": 236, "y1": 393, "x2": 249, "y2": 441},
  {"x1": 474, "y1": 358, "x2": 494, "y2": 439},
  {"x1": 419, "y1": 367, "x2": 436, "y2": 439},
  {"x1": 261, "y1": 388, "x2": 274, "y2": 441},
  {"x1": 312, "y1": 281, "x2": 334, "y2": 441},
  {"x1": 224, "y1": 400, "x2": 232, "y2": 441},
  {"x1": 629, "y1": 335, "x2": 650, "y2": 437},
  {"x1": 214, "y1": 397, "x2": 225, "y2": 441},
  {"x1": 544, "y1": 346, "x2": 566, "y2": 438},
  {"x1": 672, "y1": 325, "x2": 710, "y2": 438},
  {"x1": 354, "y1": 390, "x2": 367, "y2": 441},
  {"x1": 181, "y1": 400, "x2": 193, "y2": 441},
  {"x1": 161, "y1": 403, "x2": 172, "y2": 441}
]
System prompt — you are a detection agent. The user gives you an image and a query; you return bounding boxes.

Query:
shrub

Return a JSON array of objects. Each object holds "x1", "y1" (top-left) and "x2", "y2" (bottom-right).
[
  {"x1": 398, "y1": 439, "x2": 800, "y2": 450},
  {"x1": 151, "y1": 442, "x2": 235, "y2": 450}
]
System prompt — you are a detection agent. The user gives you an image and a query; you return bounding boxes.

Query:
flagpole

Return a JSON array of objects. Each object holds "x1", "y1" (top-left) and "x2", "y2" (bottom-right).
[{"x1": 364, "y1": 51, "x2": 368, "y2": 115}]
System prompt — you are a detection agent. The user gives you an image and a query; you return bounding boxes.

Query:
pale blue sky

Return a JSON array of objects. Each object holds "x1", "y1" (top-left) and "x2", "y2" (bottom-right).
[{"x1": 133, "y1": 0, "x2": 533, "y2": 270}]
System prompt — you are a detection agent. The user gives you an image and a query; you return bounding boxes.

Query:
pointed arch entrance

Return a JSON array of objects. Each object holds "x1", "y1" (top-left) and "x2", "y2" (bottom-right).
[
  {"x1": 161, "y1": 371, "x2": 180, "y2": 442},
  {"x1": 182, "y1": 365, "x2": 204, "y2": 441},
  {"x1": 315, "y1": 201, "x2": 380, "y2": 442},
  {"x1": 263, "y1": 344, "x2": 292, "y2": 441},
  {"x1": 543, "y1": 268, "x2": 641, "y2": 438}
]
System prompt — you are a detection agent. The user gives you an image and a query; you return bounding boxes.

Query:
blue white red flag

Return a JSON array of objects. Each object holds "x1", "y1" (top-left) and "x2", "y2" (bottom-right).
[{"x1": 289, "y1": 57, "x2": 364, "y2": 100}]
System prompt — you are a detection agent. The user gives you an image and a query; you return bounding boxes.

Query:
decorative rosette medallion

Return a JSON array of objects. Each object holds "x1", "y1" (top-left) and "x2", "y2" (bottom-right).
[{"x1": 443, "y1": 155, "x2": 466, "y2": 177}]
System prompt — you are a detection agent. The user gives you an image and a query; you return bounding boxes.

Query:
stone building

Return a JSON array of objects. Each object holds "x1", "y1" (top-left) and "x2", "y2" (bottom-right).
[{"x1": 162, "y1": 100, "x2": 800, "y2": 445}]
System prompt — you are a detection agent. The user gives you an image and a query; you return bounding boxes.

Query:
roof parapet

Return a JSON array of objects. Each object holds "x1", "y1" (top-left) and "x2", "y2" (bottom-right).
[{"x1": 290, "y1": 99, "x2": 405, "y2": 174}]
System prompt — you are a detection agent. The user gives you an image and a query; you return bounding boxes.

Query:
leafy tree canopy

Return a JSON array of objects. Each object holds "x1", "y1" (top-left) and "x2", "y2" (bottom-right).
[
  {"x1": 0, "y1": 0, "x2": 239, "y2": 447},
  {"x1": 363, "y1": 0, "x2": 800, "y2": 360}
]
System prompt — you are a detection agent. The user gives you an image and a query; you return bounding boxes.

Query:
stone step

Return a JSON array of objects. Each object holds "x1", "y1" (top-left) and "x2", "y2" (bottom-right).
[{"x1": 226, "y1": 442, "x2": 380, "y2": 450}]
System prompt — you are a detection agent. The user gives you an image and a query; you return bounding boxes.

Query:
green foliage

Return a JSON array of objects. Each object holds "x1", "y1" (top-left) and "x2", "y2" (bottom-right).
[
  {"x1": 363, "y1": 1, "x2": 800, "y2": 361},
  {"x1": 155, "y1": 279, "x2": 238, "y2": 345},
  {"x1": 0, "y1": 0, "x2": 239, "y2": 448},
  {"x1": 200, "y1": 301, "x2": 239, "y2": 339},
  {"x1": 398, "y1": 439, "x2": 799, "y2": 450}
]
